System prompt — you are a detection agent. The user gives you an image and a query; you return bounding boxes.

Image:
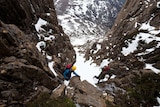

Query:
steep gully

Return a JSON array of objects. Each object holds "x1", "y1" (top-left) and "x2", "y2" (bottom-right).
[{"x1": 0, "y1": 0, "x2": 160, "y2": 106}]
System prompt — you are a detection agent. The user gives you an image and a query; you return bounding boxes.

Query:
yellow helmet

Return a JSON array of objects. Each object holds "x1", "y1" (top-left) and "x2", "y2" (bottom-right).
[{"x1": 71, "y1": 66, "x2": 76, "y2": 71}]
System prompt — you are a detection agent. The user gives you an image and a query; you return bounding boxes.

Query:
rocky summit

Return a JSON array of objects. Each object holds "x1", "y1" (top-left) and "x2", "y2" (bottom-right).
[{"x1": 0, "y1": 0, "x2": 160, "y2": 107}]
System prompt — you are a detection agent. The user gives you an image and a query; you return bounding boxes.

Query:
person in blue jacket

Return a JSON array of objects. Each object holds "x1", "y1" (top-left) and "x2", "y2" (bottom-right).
[{"x1": 63, "y1": 65, "x2": 79, "y2": 80}]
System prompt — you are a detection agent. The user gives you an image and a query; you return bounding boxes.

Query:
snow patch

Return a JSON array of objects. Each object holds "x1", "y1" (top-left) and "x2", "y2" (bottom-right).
[
  {"x1": 153, "y1": 97, "x2": 160, "y2": 107},
  {"x1": 157, "y1": 1, "x2": 160, "y2": 8},
  {"x1": 93, "y1": 44, "x2": 101, "y2": 54},
  {"x1": 35, "y1": 18, "x2": 47, "y2": 32},
  {"x1": 46, "y1": 13, "x2": 50, "y2": 16},
  {"x1": 122, "y1": 18, "x2": 160, "y2": 56},
  {"x1": 48, "y1": 61, "x2": 58, "y2": 76},
  {"x1": 36, "y1": 41, "x2": 46, "y2": 52},
  {"x1": 64, "y1": 80, "x2": 70, "y2": 86},
  {"x1": 46, "y1": 54, "x2": 52, "y2": 60},
  {"x1": 145, "y1": 64, "x2": 160, "y2": 74},
  {"x1": 74, "y1": 47, "x2": 112, "y2": 86},
  {"x1": 75, "y1": 49, "x2": 99, "y2": 86},
  {"x1": 157, "y1": 97, "x2": 160, "y2": 106},
  {"x1": 100, "y1": 59, "x2": 111, "y2": 67},
  {"x1": 44, "y1": 35, "x2": 55, "y2": 41}
]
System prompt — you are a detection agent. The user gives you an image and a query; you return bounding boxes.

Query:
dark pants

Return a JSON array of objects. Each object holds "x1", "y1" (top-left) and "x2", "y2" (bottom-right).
[{"x1": 95, "y1": 70, "x2": 112, "y2": 83}]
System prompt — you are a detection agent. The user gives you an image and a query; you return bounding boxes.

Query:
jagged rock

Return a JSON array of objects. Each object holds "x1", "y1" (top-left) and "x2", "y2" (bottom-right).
[
  {"x1": 0, "y1": 0, "x2": 77, "y2": 106},
  {"x1": 0, "y1": 104, "x2": 6, "y2": 107},
  {"x1": 69, "y1": 77, "x2": 102, "y2": 96},
  {"x1": 154, "y1": 61, "x2": 160, "y2": 69},
  {"x1": 0, "y1": 21, "x2": 59, "y2": 105},
  {"x1": 1, "y1": 89, "x2": 19, "y2": 100},
  {"x1": 0, "y1": 21, "x2": 53, "y2": 76},
  {"x1": 98, "y1": 69, "x2": 160, "y2": 106},
  {"x1": 86, "y1": 0, "x2": 160, "y2": 69},
  {"x1": 38, "y1": 23, "x2": 76, "y2": 75},
  {"x1": 0, "y1": 0, "x2": 58, "y2": 34},
  {"x1": 86, "y1": 1, "x2": 160, "y2": 106},
  {"x1": 0, "y1": 0, "x2": 76, "y2": 73},
  {"x1": 67, "y1": 77, "x2": 106, "y2": 107},
  {"x1": 74, "y1": 94, "x2": 105, "y2": 107},
  {"x1": 36, "y1": 86, "x2": 51, "y2": 93},
  {"x1": 50, "y1": 84, "x2": 66, "y2": 99},
  {"x1": 0, "y1": 0, "x2": 75, "y2": 79},
  {"x1": 102, "y1": 93, "x2": 114, "y2": 103}
]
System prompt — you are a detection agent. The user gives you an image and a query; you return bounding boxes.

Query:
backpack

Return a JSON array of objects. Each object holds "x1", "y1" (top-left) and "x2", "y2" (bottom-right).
[
  {"x1": 66, "y1": 64, "x2": 72, "y2": 69},
  {"x1": 102, "y1": 66, "x2": 110, "y2": 71}
]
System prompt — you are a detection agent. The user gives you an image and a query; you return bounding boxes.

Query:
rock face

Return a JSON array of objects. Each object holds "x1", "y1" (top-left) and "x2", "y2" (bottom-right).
[
  {"x1": 86, "y1": 0, "x2": 160, "y2": 69},
  {"x1": 98, "y1": 69, "x2": 160, "y2": 106},
  {"x1": 0, "y1": 0, "x2": 57, "y2": 33},
  {"x1": 0, "y1": 0, "x2": 76, "y2": 106},
  {"x1": 85, "y1": 0, "x2": 160, "y2": 106},
  {"x1": 67, "y1": 77, "x2": 107, "y2": 107},
  {"x1": 50, "y1": 77, "x2": 108, "y2": 107},
  {"x1": 0, "y1": 0, "x2": 76, "y2": 72},
  {"x1": 0, "y1": 20, "x2": 59, "y2": 106}
]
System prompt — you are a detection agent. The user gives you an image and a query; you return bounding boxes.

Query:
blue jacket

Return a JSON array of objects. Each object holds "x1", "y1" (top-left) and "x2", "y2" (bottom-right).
[{"x1": 63, "y1": 69, "x2": 79, "y2": 80}]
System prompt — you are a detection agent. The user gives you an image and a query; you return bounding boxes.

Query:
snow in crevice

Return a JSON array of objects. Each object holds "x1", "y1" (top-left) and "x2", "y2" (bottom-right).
[
  {"x1": 36, "y1": 41, "x2": 46, "y2": 52},
  {"x1": 35, "y1": 18, "x2": 47, "y2": 33},
  {"x1": 145, "y1": 64, "x2": 160, "y2": 74},
  {"x1": 121, "y1": 16, "x2": 160, "y2": 74},
  {"x1": 122, "y1": 17, "x2": 160, "y2": 56},
  {"x1": 100, "y1": 83, "x2": 126, "y2": 95},
  {"x1": 157, "y1": 1, "x2": 160, "y2": 8},
  {"x1": 35, "y1": 17, "x2": 58, "y2": 76},
  {"x1": 93, "y1": 44, "x2": 101, "y2": 54},
  {"x1": 154, "y1": 97, "x2": 160, "y2": 107}
]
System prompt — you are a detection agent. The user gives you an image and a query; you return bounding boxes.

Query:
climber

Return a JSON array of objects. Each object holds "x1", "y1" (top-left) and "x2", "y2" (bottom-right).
[
  {"x1": 63, "y1": 65, "x2": 79, "y2": 81},
  {"x1": 94, "y1": 65, "x2": 112, "y2": 83}
]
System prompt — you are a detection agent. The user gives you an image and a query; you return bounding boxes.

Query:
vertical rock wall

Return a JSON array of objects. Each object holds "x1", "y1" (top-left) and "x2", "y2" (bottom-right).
[{"x1": 0, "y1": 0, "x2": 76, "y2": 106}]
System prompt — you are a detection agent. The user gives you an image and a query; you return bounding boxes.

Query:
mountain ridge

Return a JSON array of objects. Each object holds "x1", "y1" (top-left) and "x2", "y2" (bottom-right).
[{"x1": 54, "y1": 0, "x2": 126, "y2": 45}]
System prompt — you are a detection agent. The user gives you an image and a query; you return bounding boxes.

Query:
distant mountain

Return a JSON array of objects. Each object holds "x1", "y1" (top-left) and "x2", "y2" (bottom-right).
[{"x1": 54, "y1": 0, "x2": 125, "y2": 44}]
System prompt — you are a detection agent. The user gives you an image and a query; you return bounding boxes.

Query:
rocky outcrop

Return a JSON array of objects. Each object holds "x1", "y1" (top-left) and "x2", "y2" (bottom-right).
[
  {"x1": 67, "y1": 77, "x2": 106, "y2": 107},
  {"x1": 0, "y1": 0, "x2": 76, "y2": 106},
  {"x1": 85, "y1": 0, "x2": 160, "y2": 106},
  {"x1": 0, "y1": 20, "x2": 59, "y2": 106},
  {"x1": 50, "y1": 84, "x2": 66, "y2": 99},
  {"x1": 0, "y1": 0, "x2": 76, "y2": 72},
  {"x1": 86, "y1": 0, "x2": 160, "y2": 69},
  {"x1": 0, "y1": 0, "x2": 57, "y2": 34},
  {"x1": 97, "y1": 69, "x2": 160, "y2": 106}
]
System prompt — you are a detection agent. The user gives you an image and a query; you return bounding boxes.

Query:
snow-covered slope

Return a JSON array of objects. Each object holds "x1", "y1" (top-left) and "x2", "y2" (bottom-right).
[
  {"x1": 54, "y1": 0, "x2": 125, "y2": 46},
  {"x1": 87, "y1": 0, "x2": 160, "y2": 73},
  {"x1": 121, "y1": 18, "x2": 160, "y2": 73}
]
